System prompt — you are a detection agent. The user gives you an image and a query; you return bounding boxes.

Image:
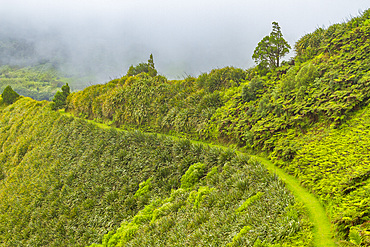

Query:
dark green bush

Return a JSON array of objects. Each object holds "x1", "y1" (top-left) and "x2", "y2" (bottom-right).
[
  {"x1": 1, "y1": 85, "x2": 19, "y2": 105},
  {"x1": 126, "y1": 54, "x2": 158, "y2": 77},
  {"x1": 52, "y1": 83, "x2": 70, "y2": 110},
  {"x1": 241, "y1": 77, "x2": 264, "y2": 102},
  {"x1": 295, "y1": 63, "x2": 319, "y2": 87}
]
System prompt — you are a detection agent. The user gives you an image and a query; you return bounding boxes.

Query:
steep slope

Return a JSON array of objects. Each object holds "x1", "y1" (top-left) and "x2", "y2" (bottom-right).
[
  {"x1": 0, "y1": 97, "x2": 309, "y2": 246},
  {"x1": 276, "y1": 105, "x2": 370, "y2": 245},
  {"x1": 254, "y1": 156, "x2": 335, "y2": 247},
  {"x1": 79, "y1": 117, "x2": 335, "y2": 247},
  {"x1": 66, "y1": 9, "x2": 370, "y2": 152},
  {"x1": 65, "y1": 9, "x2": 370, "y2": 244}
]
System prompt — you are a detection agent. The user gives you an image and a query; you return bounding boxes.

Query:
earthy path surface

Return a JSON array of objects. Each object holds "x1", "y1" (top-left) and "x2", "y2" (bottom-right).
[{"x1": 65, "y1": 112, "x2": 338, "y2": 246}]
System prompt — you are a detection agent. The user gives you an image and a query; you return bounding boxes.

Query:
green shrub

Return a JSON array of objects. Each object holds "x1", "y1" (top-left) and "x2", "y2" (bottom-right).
[
  {"x1": 198, "y1": 67, "x2": 247, "y2": 93},
  {"x1": 134, "y1": 178, "x2": 153, "y2": 198},
  {"x1": 180, "y1": 162, "x2": 206, "y2": 189},
  {"x1": 52, "y1": 83, "x2": 70, "y2": 110},
  {"x1": 126, "y1": 54, "x2": 157, "y2": 77},
  {"x1": 241, "y1": 77, "x2": 264, "y2": 102},
  {"x1": 187, "y1": 186, "x2": 215, "y2": 209},
  {"x1": 236, "y1": 192, "x2": 264, "y2": 213},
  {"x1": 295, "y1": 63, "x2": 319, "y2": 87},
  {"x1": 1, "y1": 85, "x2": 19, "y2": 105}
]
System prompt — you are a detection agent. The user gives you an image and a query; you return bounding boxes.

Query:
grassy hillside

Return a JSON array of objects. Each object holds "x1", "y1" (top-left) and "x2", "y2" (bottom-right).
[
  {"x1": 65, "y1": 9, "x2": 370, "y2": 245},
  {"x1": 0, "y1": 97, "x2": 310, "y2": 246},
  {"x1": 274, "y1": 105, "x2": 370, "y2": 245}
]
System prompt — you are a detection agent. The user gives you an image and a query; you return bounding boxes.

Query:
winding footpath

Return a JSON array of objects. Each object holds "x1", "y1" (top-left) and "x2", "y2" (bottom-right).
[
  {"x1": 252, "y1": 156, "x2": 337, "y2": 247},
  {"x1": 197, "y1": 139, "x2": 337, "y2": 246},
  {"x1": 64, "y1": 112, "x2": 338, "y2": 246}
]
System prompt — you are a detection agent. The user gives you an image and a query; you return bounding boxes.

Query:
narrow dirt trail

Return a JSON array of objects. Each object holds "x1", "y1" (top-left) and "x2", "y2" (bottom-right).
[
  {"x1": 252, "y1": 155, "x2": 337, "y2": 247},
  {"x1": 63, "y1": 112, "x2": 338, "y2": 246}
]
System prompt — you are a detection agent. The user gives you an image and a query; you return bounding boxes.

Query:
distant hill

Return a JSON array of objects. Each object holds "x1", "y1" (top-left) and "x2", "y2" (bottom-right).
[
  {"x1": 0, "y1": 64, "x2": 64, "y2": 101},
  {"x1": 0, "y1": 37, "x2": 36, "y2": 66},
  {"x1": 0, "y1": 64, "x2": 100, "y2": 101}
]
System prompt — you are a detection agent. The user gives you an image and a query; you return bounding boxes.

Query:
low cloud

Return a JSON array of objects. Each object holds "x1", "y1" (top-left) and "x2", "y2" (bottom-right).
[{"x1": 0, "y1": 0, "x2": 368, "y2": 81}]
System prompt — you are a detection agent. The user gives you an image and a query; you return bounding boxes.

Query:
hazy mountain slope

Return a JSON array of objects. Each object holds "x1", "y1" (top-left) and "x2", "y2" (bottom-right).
[
  {"x1": 0, "y1": 97, "x2": 309, "y2": 246},
  {"x1": 0, "y1": 64, "x2": 95, "y2": 101},
  {"x1": 0, "y1": 65, "x2": 65, "y2": 100}
]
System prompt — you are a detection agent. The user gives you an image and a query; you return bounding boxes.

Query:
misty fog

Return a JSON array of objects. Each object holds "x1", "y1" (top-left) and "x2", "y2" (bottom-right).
[{"x1": 0, "y1": 0, "x2": 369, "y2": 82}]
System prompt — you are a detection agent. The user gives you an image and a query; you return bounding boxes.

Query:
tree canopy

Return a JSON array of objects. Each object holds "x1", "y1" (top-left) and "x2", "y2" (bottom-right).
[
  {"x1": 1, "y1": 85, "x2": 20, "y2": 105},
  {"x1": 252, "y1": 22, "x2": 291, "y2": 69},
  {"x1": 127, "y1": 54, "x2": 158, "y2": 77},
  {"x1": 52, "y1": 83, "x2": 70, "y2": 110}
]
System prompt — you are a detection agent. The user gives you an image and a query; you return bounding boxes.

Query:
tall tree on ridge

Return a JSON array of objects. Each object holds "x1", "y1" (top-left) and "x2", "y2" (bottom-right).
[
  {"x1": 52, "y1": 83, "x2": 70, "y2": 110},
  {"x1": 252, "y1": 22, "x2": 291, "y2": 69},
  {"x1": 148, "y1": 54, "x2": 157, "y2": 77}
]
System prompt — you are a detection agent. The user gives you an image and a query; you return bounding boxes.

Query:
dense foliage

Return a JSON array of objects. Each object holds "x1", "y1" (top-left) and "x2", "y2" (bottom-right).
[
  {"x1": 126, "y1": 54, "x2": 158, "y2": 77},
  {"x1": 0, "y1": 97, "x2": 309, "y2": 246},
  {"x1": 252, "y1": 22, "x2": 291, "y2": 69},
  {"x1": 66, "y1": 66, "x2": 247, "y2": 138},
  {"x1": 67, "y1": 8, "x2": 370, "y2": 151},
  {"x1": 52, "y1": 83, "x2": 71, "y2": 110},
  {"x1": 0, "y1": 64, "x2": 93, "y2": 101},
  {"x1": 65, "y1": 9, "x2": 370, "y2": 245},
  {"x1": 1, "y1": 85, "x2": 19, "y2": 105},
  {"x1": 0, "y1": 65, "x2": 66, "y2": 101},
  {"x1": 90, "y1": 158, "x2": 310, "y2": 247},
  {"x1": 273, "y1": 105, "x2": 370, "y2": 245}
]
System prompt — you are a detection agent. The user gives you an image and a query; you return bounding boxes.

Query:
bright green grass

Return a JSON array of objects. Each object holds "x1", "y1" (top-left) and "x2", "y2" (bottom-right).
[{"x1": 252, "y1": 156, "x2": 337, "y2": 247}]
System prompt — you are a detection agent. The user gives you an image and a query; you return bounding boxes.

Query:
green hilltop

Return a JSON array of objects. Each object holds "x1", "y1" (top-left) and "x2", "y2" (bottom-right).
[{"x1": 0, "y1": 8, "x2": 370, "y2": 247}]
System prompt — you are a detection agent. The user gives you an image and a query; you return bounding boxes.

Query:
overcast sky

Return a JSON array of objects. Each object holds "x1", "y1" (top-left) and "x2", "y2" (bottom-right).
[{"x1": 0, "y1": 0, "x2": 369, "y2": 80}]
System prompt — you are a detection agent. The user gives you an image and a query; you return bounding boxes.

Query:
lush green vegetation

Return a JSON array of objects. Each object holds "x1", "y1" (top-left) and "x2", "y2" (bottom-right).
[
  {"x1": 90, "y1": 158, "x2": 310, "y2": 247},
  {"x1": 0, "y1": 64, "x2": 66, "y2": 100},
  {"x1": 127, "y1": 54, "x2": 158, "y2": 77},
  {"x1": 276, "y1": 105, "x2": 370, "y2": 245},
  {"x1": 67, "y1": 7, "x2": 370, "y2": 152},
  {"x1": 0, "y1": 7, "x2": 369, "y2": 247},
  {"x1": 66, "y1": 66, "x2": 247, "y2": 139},
  {"x1": 65, "y1": 9, "x2": 370, "y2": 245},
  {"x1": 0, "y1": 64, "x2": 92, "y2": 101},
  {"x1": 0, "y1": 97, "x2": 309, "y2": 246},
  {"x1": 1, "y1": 85, "x2": 19, "y2": 105},
  {"x1": 254, "y1": 156, "x2": 335, "y2": 247},
  {"x1": 51, "y1": 83, "x2": 71, "y2": 110}
]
